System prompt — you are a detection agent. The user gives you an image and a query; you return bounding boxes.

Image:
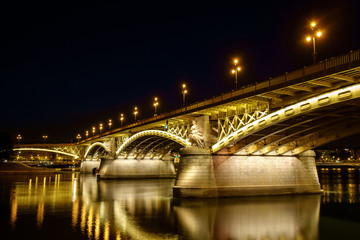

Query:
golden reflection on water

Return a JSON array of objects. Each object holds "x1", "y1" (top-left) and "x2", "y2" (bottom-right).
[
  {"x1": 75, "y1": 175, "x2": 321, "y2": 240},
  {"x1": 319, "y1": 171, "x2": 360, "y2": 204},
  {"x1": 10, "y1": 191, "x2": 17, "y2": 228},
  {"x1": 9, "y1": 173, "x2": 76, "y2": 231},
  {"x1": 7, "y1": 173, "x2": 325, "y2": 240}
]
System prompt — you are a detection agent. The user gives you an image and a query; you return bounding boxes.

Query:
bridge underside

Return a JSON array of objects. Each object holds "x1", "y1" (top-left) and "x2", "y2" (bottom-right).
[
  {"x1": 117, "y1": 134, "x2": 185, "y2": 160},
  {"x1": 97, "y1": 134, "x2": 187, "y2": 179},
  {"x1": 174, "y1": 95, "x2": 360, "y2": 197},
  {"x1": 85, "y1": 145, "x2": 108, "y2": 160},
  {"x1": 226, "y1": 99, "x2": 360, "y2": 156}
]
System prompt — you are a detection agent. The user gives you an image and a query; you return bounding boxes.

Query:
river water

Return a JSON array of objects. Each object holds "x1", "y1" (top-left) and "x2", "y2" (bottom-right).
[{"x1": 0, "y1": 170, "x2": 359, "y2": 240}]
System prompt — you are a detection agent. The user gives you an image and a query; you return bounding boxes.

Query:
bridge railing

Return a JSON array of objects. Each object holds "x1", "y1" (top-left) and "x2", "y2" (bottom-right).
[
  {"x1": 167, "y1": 50, "x2": 360, "y2": 116},
  {"x1": 266, "y1": 50, "x2": 360, "y2": 89},
  {"x1": 85, "y1": 50, "x2": 360, "y2": 141}
]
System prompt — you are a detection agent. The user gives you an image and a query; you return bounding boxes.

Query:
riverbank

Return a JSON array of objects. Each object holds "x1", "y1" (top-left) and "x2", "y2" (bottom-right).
[{"x1": 0, "y1": 161, "x2": 59, "y2": 174}]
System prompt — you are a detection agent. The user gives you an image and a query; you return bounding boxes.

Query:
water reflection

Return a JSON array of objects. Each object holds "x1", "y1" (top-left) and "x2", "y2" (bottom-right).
[
  {"x1": 173, "y1": 195, "x2": 320, "y2": 240},
  {"x1": 7, "y1": 173, "x2": 75, "y2": 230},
  {"x1": 77, "y1": 175, "x2": 321, "y2": 240},
  {"x1": 78, "y1": 175, "x2": 177, "y2": 239},
  {"x1": 5, "y1": 173, "x2": 323, "y2": 239},
  {"x1": 319, "y1": 171, "x2": 360, "y2": 204}
]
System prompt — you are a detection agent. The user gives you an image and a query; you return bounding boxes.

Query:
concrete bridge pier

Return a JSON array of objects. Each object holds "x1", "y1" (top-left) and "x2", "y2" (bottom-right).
[
  {"x1": 97, "y1": 156, "x2": 176, "y2": 179},
  {"x1": 173, "y1": 148, "x2": 322, "y2": 198},
  {"x1": 80, "y1": 160, "x2": 101, "y2": 174}
]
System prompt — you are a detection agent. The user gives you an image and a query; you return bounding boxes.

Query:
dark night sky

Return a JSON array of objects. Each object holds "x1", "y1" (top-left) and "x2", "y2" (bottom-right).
[{"x1": 1, "y1": 0, "x2": 360, "y2": 143}]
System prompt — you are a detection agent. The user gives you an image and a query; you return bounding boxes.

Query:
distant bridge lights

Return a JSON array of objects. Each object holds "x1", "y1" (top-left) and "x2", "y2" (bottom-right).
[
  {"x1": 182, "y1": 84, "x2": 188, "y2": 107},
  {"x1": 108, "y1": 119, "x2": 112, "y2": 130},
  {"x1": 120, "y1": 113, "x2": 124, "y2": 127},
  {"x1": 134, "y1": 107, "x2": 138, "y2": 122},
  {"x1": 153, "y1": 97, "x2": 159, "y2": 116},
  {"x1": 306, "y1": 22, "x2": 323, "y2": 64},
  {"x1": 231, "y1": 59, "x2": 241, "y2": 91},
  {"x1": 17, "y1": 134, "x2": 22, "y2": 143}
]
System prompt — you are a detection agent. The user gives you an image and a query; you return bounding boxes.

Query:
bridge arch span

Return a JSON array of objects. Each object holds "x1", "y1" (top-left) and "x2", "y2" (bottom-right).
[
  {"x1": 84, "y1": 142, "x2": 109, "y2": 159},
  {"x1": 13, "y1": 148, "x2": 79, "y2": 159},
  {"x1": 115, "y1": 130, "x2": 191, "y2": 159},
  {"x1": 212, "y1": 83, "x2": 360, "y2": 155}
]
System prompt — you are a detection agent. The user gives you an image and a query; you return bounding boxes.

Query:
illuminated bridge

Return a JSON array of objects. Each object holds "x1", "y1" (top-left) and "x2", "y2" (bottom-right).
[
  {"x1": 13, "y1": 143, "x2": 83, "y2": 161},
  {"x1": 15, "y1": 50, "x2": 360, "y2": 197}
]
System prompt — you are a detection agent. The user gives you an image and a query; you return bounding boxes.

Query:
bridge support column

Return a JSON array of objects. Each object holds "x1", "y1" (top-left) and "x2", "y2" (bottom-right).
[
  {"x1": 173, "y1": 148, "x2": 321, "y2": 198},
  {"x1": 98, "y1": 156, "x2": 176, "y2": 179},
  {"x1": 80, "y1": 160, "x2": 101, "y2": 174}
]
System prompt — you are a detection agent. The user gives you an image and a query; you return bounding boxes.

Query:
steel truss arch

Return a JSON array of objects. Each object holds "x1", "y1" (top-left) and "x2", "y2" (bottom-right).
[
  {"x1": 115, "y1": 130, "x2": 191, "y2": 157},
  {"x1": 84, "y1": 142, "x2": 109, "y2": 159},
  {"x1": 212, "y1": 83, "x2": 360, "y2": 154}
]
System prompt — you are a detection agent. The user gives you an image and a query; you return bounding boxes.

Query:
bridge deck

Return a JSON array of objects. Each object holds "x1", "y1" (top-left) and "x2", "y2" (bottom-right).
[{"x1": 80, "y1": 50, "x2": 360, "y2": 144}]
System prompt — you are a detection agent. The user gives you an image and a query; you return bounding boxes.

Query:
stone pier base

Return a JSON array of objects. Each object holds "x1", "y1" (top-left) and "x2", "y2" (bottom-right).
[
  {"x1": 98, "y1": 157, "x2": 176, "y2": 179},
  {"x1": 80, "y1": 160, "x2": 101, "y2": 174},
  {"x1": 173, "y1": 147, "x2": 322, "y2": 198}
]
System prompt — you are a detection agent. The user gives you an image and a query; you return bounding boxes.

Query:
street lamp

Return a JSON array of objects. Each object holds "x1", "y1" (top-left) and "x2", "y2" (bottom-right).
[
  {"x1": 99, "y1": 123, "x2": 103, "y2": 133},
  {"x1": 134, "y1": 107, "x2": 138, "y2": 122},
  {"x1": 92, "y1": 127, "x2": 96, "y2": 136},
  {"x1": 85, "y1": 130, "x2": 89, "y2": 138},
  {"x1": 153, "y1": 97, "x2": 159, "y2": 116},
  {"x1": 76, "y1": 134, "x2": 81, "y2": 142},
  {"x1": 108, "y1": 119, "x2": 112, "y2": 130},
  {"x1": 120, "y1": 113, "x2": 124, "y2": 127},
  {"x1": 16, "y1": 134, "x2": 22, "y2": 144},
  {"x1": 231, "y1": 59, "x2": 241, "y2": 90},
  {"x1": 306, "y1": 21, "x2": 322, "y2": 64},
  {"x1": 182, "y1": 84, "x2": 188, "y2": 107},
  {"x1": 42, "y1": 135, "x2": 48, "y2": 143}
]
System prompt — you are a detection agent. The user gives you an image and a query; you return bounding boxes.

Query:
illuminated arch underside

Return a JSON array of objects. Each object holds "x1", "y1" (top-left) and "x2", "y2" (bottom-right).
[
  {"x1": 84, "y1": 142, "x2": 109, "y2": 159},
  {"x1": 115, "y1": 130, "x2": 191, "y2": 159},
  {"x1": 212, "y1": 83, "x2": 360, "y2": 155},
  {"x1": 13, "y1": 148, "x2": 79, "y2": 159}
]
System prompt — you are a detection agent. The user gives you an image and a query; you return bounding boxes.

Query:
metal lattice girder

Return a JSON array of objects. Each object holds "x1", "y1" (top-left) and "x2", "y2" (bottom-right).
[
  {"x1": 212, "y1": 83, "x2": 360, "y2": 153},
  {"x1": 116, "y1": 135, "x2": 130, "y2": 149},
  {"x1": 217, "y1": 109, "x2": 269, "y2": 141},
  {"x1": 168, "y1": 123, "x2": 190, "y2": 139},
  {"x1": 54, "y1": 145, "x2": 84, "y2": 157}
]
